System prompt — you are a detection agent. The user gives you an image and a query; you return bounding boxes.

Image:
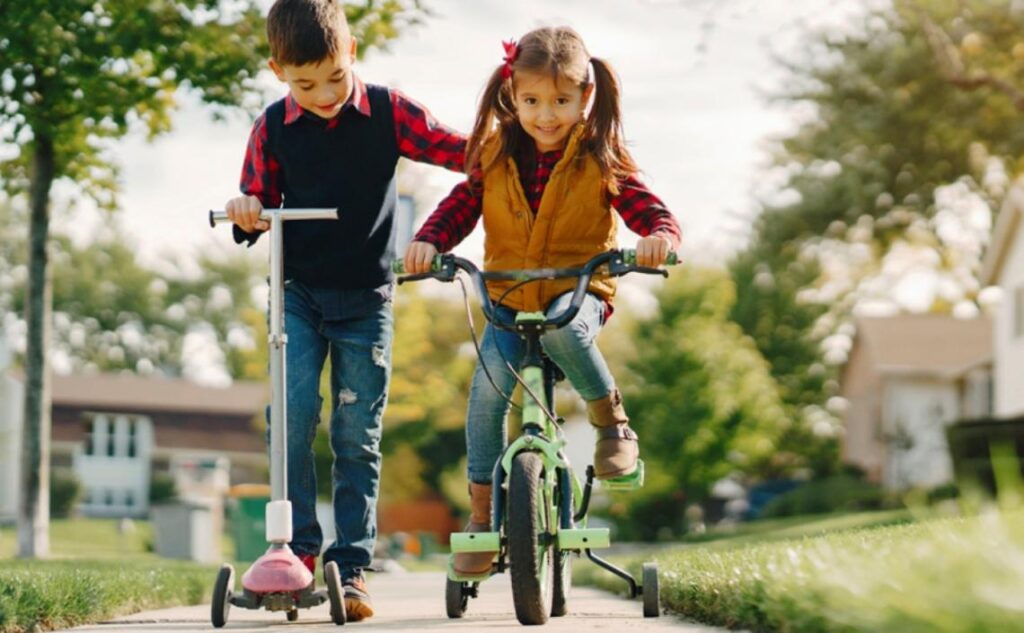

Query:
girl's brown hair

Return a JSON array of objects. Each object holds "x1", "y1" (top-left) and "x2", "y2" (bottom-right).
[{"x1": 465, "y1": 26, "x2": 638, "y2": 194}]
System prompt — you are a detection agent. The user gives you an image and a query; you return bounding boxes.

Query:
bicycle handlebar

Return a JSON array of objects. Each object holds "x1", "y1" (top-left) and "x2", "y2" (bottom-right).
[{"x1": 392, "y1": 249, "x2": 678, "y2": 331}]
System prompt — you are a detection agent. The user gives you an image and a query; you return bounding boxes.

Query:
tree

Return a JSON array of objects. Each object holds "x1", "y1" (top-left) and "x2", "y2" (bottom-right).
[
  {"x1": 0, "y1": 0, "x2": 427, "y2": 558},
  {"x1": 728, "y1": 2, "x2": 1024, "y2": 473},
  {"x1": 900, "y1": 0, "x2": 1024, "y2": 113},
  {"x1": 605, "y1": 268, "x2": 791, "y2": 539},
  {"x1": 0, "y1": 204, "x2": 267, "y2": 381}
]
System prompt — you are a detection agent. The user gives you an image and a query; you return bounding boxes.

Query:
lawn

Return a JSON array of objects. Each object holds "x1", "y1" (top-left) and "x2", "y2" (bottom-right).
[
  {"x1": 0, "y1": 518, "x2": 157, "y2": 560},
  {"x1": 0, "y1": 519, "x2": 216, "y2": 633},
  {"x1": 578, "y1": 508, "x2": 1024, "y2": 632}
]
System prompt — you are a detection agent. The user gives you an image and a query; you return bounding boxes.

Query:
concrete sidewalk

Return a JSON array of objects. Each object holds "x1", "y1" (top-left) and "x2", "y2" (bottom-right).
[{"x1": 60, "y1": 569, "x2": 729, "y2": 632}]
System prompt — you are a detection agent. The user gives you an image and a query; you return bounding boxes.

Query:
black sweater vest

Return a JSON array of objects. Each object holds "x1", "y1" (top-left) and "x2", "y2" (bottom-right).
[{"x1": 265, "y1": 84, "x2": 399, "y2": 289}]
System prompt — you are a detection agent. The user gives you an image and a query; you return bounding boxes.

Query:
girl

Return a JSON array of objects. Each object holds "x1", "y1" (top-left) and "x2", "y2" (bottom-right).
[{"x1": 403, "y1": 26, "x2": 681, "y2": 575}]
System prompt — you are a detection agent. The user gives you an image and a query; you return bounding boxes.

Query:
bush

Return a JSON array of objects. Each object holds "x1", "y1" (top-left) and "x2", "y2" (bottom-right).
[
  {"x1": 49, "y1": 470, "x2": 81, "y2": 519},
  {"x1": 148, "y1": 472, "x2": 177, "y2": 504},
  {"x1": 760, "y1": 475, "x2": 887, "y2": 518}
]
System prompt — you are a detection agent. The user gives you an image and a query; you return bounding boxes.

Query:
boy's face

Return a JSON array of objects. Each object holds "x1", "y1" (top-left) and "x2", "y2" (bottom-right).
[
  {"x1": 270, "y1": 37, "x2": 358, "y2": 119},
  {"x1": 513, "y1": 70, "x2": 593, "y2": 153}
]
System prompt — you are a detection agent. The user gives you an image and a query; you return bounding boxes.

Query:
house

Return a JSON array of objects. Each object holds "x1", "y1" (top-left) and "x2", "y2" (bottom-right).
[
  {"x1": 23, "y1": 372, "x2": 269, "y2": 518},
  {"x1": 981, "y1": 183, "x2": 1024, "y2": 417},
  {"x1": 840, "y1": 315, "x2": 993, "y2": 490}
]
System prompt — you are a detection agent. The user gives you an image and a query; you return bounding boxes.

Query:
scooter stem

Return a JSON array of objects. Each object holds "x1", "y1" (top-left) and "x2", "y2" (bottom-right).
[{"x1": 269, "y1": 210, "x2": 287, "y2": 507}]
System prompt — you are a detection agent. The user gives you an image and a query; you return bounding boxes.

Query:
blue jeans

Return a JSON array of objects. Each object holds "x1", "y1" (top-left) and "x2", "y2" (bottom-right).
[
  {"x1": 271, "y1": 279, "x2": 393, "y2": 573},
  {"x1": 465, "y1": 292, "x2": 615, "y2": 484}
]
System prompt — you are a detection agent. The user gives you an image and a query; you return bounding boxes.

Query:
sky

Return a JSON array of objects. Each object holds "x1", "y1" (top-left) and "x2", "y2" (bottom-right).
[{"x1": 55, "y1": 0, "x2": 876, "y2": 274}]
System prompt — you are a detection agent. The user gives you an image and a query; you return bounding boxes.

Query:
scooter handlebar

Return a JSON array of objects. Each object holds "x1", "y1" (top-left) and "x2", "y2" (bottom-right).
[{"x1": 208, "y1": 208, "x2": 340, "y2": 228}]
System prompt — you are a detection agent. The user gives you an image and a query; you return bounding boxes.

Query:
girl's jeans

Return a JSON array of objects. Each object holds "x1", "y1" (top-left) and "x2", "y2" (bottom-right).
[
  {"x1": 466, "y1": 291, "x2": 615, "y2": 484},
  {"x1": 273, "y1": 280, "x2": 393, "y2": 573}
]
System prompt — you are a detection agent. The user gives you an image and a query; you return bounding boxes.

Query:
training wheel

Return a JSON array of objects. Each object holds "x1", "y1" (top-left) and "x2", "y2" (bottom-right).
[{"x1": 642, "y1": 562, "x2": 660, "y2": 618}]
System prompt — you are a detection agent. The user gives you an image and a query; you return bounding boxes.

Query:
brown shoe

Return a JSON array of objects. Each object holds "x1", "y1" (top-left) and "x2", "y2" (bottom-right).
[
  {"x1": 453, "y1": 482, "x2": 494, "y2": 575},
  {"x1": 342, "y1": 570, "x2": 374, "y2": 622},
  {"x1": 587, "y1": 388, "x2": 639, "y2": 480}
]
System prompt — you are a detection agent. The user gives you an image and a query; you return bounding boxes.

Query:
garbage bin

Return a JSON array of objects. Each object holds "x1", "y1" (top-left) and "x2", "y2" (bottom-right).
[
  {"x1": 228, "y1": 483, "x2": 271, "y2": 562},
  {"x1": 151, "y1": 500, "x2": 219, "y2": 562}
]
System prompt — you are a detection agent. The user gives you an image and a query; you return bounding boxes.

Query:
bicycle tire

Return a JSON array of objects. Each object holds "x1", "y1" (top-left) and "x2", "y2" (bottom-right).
[
  {"x1": 508, "y1": 451, "x2": 553, "y2": 625},
  {"x1": 551, "y1": 548, "x2": 571, "y2": 617}
]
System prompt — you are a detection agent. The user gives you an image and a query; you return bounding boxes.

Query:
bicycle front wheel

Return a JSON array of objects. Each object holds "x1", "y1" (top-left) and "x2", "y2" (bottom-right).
[{"x1": 508, "y1": 451, "x2": 553, "y2": 625}]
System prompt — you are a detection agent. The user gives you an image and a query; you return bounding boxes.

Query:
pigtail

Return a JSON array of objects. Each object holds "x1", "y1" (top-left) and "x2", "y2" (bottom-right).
[
  {"x1": 465, "y1": 66, "x2": 518, "y2": 180},
  {"x1": 585, "y1": 57, "x2": 638, "y2": 196}
]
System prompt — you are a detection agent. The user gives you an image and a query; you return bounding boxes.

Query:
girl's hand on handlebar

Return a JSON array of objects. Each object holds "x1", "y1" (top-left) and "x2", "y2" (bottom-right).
[
  {"x1": 636, "y1": 234, "x2": 672, "y2": 268},
  {"x1": 404, "y1": 240, "x2": 439, "y2": 274},
  {"x1": 225, "y1": 195, "x2": 269, "y2": 233}
]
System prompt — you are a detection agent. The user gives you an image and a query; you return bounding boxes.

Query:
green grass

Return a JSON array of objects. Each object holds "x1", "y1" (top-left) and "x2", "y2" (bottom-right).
[
  {"x1": 0, "y1": 519, "x2": 222, "y2": 633},
  {"x1": 0, "y1": 559, "x2": 213, "y2": 633},
  {"x1": 578, "y1": 509, "x2": 1024, "y2": 632},
  {"x1": 678, "y1": 508, "x2": 914, "y2": 547},
  {"x1": 0, "y1": 518, "x2": 157, "y2": 560}
]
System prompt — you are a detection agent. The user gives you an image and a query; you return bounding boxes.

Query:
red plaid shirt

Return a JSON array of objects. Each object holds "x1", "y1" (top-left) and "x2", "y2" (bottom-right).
[
  {"x1": 240, "y1": 76, "x2": 465, "y2": 207},
  {"x1": 414, "y1": 148, "x2": 682, "y2": 253}
]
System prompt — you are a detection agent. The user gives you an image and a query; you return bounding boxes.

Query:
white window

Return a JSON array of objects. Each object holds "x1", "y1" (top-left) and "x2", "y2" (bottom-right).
[{"x1": 82, "y1": 413, "x2": 144, "y2": 458}]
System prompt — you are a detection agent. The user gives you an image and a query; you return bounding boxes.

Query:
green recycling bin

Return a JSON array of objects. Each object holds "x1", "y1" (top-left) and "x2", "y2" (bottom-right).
[{"x1": 228, "y1": 483, "x2": 270, "y2": 562}]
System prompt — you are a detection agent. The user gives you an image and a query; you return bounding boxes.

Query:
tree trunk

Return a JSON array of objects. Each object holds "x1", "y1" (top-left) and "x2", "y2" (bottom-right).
[{"x1": 17, "y1": 134, "x2": 54, "y2": 558}]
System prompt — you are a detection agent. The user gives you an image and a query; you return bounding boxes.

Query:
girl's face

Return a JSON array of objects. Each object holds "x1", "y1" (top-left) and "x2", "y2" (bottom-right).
[{"x1": 513, "y1": 70, "x2": 593, "y2": 152}]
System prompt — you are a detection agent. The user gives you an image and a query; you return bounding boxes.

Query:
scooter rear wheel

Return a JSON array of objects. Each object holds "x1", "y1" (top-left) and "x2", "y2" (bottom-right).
[
  {"x1": 325, "y1": 561, "x2": 347, "y2": 625},
  {"x1": 211, "y1": 564, "x2": 234, "y2": 628}
]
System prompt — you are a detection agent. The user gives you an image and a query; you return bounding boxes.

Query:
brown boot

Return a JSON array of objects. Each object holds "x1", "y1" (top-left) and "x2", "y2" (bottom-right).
[
  {"x1": 587, "y1": 388, "x2": 639, "y2": 480},
  {"x1": 452, "y1": 482, "x2": 494, "y2": 575}
]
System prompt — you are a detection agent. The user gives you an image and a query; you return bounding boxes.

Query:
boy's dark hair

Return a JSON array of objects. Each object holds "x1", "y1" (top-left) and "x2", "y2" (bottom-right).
[{"x1": 267, "y1": 0, "x2": 351, "y2": 67}]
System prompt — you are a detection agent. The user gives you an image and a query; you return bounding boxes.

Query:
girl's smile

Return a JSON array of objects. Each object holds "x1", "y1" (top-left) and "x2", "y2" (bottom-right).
[{"x1": 513, "y1": 70, "x2": 593, "y2": 152}]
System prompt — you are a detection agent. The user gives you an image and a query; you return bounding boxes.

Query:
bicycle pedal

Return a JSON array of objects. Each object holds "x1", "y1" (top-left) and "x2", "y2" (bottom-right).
[
  {"x1": 446, "y1": 557, "x2": 496, "y2": 582},
  {"x1": 598, "y1": 459, "x2": 645, "y2": 491},
  {"x1": 449, "y1": 531, "x2": 501, "y2": 553}
]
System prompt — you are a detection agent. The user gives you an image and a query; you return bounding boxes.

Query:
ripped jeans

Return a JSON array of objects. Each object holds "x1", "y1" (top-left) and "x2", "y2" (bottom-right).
[{"x1": 274, "y1": 279, "x2": 393, "y2": 573}]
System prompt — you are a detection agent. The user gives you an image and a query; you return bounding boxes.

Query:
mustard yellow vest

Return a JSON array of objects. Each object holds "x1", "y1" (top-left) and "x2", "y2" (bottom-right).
[{"x1": 481, "y1": 127, "x2": 618, "y2": 312}]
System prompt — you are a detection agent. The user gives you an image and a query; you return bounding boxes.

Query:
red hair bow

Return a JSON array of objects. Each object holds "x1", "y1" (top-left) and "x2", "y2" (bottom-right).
[{"x1": 501, "y1": 39, "x2": 518, "y2": 80}]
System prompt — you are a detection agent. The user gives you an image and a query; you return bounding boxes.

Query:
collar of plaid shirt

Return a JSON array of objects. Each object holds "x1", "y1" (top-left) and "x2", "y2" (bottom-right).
[{"x1": 283, "y1": 75, "x2": 372, "y2": 127}]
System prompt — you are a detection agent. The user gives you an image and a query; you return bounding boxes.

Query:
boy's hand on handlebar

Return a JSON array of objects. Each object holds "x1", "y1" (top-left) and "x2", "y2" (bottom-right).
[
  {"x1": 636, "y1": 234, "x2": 673, "y2": 268},
  {"x1": 404, "y1": 240, "x2": 438, "y2": 274},
  {"x1": 225, "y1": 195, "x2": 269, "y2": 233}
]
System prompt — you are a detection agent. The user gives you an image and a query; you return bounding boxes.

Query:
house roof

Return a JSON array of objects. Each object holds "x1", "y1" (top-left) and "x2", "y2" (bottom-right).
[
  {"x1": 52, "y1": 373, "x2": 268, "y2": 416},
  {"x1": 981, "y1": 182, "x2": 1024, "y2": 286},
  {"x1": 853, "y1": 315, "x2": 993, "y2": 379}
]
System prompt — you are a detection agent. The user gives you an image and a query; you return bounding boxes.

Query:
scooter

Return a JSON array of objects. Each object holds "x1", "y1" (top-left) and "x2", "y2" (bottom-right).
[{"x1": 208, "y1": 207, "x2": 346, "y2": 627}]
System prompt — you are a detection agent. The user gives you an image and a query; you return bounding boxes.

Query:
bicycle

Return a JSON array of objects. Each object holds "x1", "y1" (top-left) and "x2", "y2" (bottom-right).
[{"x1": 393, "y1": 248, "x2": 676, "y2": 625}]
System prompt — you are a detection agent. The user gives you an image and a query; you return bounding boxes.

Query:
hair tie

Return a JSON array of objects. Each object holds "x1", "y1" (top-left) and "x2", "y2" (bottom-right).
[{"x1": 501, "y1": 39, "x2": 518, "y2": 80}]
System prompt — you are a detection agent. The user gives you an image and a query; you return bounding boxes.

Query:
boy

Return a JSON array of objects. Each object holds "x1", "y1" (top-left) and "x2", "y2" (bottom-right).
[{"x1": 225, "y1": 0, "x2": 464, "y2": 621}]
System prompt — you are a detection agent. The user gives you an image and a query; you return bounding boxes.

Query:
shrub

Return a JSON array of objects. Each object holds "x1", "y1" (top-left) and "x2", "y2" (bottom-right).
[
  {"x1": 760, "y1": 475, "x2": 888, "y2": 518},
  {"x1": 148, "y1": 472, "x2": 177, "y2": 504},
  {"x1": 49, "y1": 470, "x2": 81, "y2": 518}
]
